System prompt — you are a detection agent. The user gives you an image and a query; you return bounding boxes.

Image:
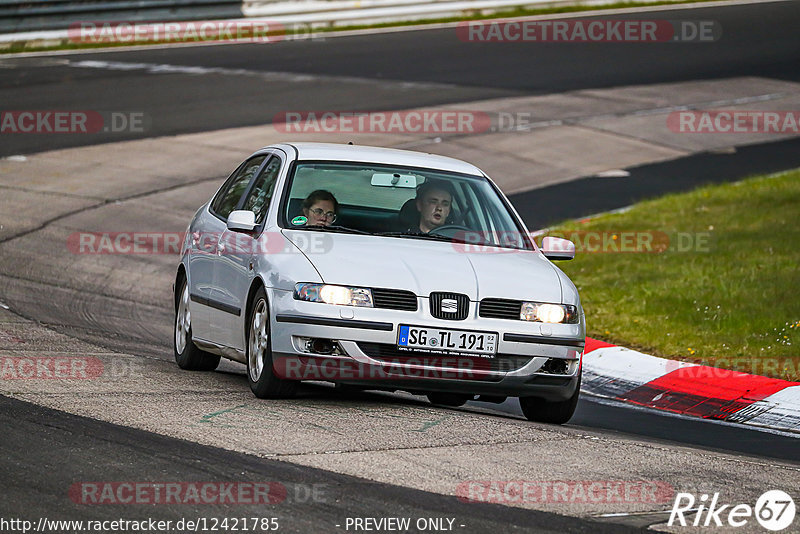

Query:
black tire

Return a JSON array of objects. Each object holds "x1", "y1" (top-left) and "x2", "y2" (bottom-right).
[
  {"x1": 174, "y1": 277, "x2": 220, "y2": 371},
  {"x1": 246, "y1": 286, "x2": 298, "y2": 399},
  {"x1": 519, "y1": 373, "x2": 581, "y2": 424},
  {"x1": 427, "y1": 392, "x2": 471, "y2": 407}
]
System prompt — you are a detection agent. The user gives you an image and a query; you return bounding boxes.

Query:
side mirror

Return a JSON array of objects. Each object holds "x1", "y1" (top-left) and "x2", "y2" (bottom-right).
[
  {"x1": 227, "y1": 210, "x2": 256, "y2": 232},
  {"x1": 541, "y1": 236, "x2": 575, "y2": 260}
]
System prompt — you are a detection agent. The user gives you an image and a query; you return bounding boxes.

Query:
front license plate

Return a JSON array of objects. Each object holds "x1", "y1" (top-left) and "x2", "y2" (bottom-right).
[{"x1": 397, "y1": 325, "x2": 497, "y2": 357}]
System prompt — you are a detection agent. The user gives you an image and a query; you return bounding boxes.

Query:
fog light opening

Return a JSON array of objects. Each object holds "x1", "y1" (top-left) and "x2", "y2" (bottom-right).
[
  {"x1": 306, "y1": 338, "x2": 339, "y2": 355},
  {"x1": 540, "y1": 358, "x2": 569, "y2": 375}
]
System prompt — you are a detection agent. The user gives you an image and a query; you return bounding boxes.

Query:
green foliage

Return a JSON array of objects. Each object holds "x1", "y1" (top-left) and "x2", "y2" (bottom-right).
[{"x1": 549, "y1": 170, "x2": 800, "y2": 380}]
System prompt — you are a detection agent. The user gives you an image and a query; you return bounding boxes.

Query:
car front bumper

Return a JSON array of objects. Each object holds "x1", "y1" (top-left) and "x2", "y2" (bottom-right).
[{"x1": 268, "y1": 288, "x2": 584, "y2": 401}]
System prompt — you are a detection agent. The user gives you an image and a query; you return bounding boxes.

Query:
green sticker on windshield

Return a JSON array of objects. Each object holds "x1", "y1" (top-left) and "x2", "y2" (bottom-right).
[{"x1": 291, "y1": 216, "x2": 307, "y2": 226}]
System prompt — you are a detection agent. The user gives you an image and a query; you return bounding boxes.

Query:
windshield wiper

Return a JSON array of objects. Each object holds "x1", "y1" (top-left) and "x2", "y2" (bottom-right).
[
  {"x1": 375, "y1": 231, "x2": 453, "y2": 242},
  {"x1": 298, "y1": 224, "x2": 370, "y2": 235},
  {"x1": 377, "y1": 231, "x2": 517, "y2": 248}
]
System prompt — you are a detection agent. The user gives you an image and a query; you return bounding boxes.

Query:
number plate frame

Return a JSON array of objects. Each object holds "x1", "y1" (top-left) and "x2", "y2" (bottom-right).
[{"x1": 397, "y1": 325, "x2": 498, "y2": 357}]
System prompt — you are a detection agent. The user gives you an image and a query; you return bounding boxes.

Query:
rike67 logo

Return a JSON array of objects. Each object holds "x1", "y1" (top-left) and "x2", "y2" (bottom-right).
[{"x1": 669, "y1": 490, "x2": 795, "y2": 531}]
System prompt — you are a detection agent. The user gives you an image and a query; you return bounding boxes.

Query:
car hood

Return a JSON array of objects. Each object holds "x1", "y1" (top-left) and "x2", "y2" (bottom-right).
[{"x1": 282, "y1": 230, "x2": 563, "y2": 302}]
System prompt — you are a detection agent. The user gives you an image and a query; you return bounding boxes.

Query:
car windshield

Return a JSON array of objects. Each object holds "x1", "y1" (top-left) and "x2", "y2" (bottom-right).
[{"x1": 280, "y1": 161, "x2": 534, "y2": 251}]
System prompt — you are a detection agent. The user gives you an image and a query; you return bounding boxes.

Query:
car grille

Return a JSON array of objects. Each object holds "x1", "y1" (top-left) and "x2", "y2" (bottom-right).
[
  {"x1": 371, "y1": 288, "x2": 418, "y2": 311},
  {"x1": 357, "y1": 343, "x2": 532, "y2": 374},
  {"x1": 429, "y1": 292, "x2": 470, "y2": 320},
  {"x1": 479, "y1": 298, "x2": 522, "y2": 320}
]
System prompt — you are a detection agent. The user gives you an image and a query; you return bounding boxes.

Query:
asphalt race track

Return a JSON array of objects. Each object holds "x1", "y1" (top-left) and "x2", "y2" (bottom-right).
[
  {"x1": 1, "y1": 395, "x2": 637, "y2": 534},
  {"x1": 1, "y1": 1, "x2": 799, "y2": 156},
  {"x1": 1, "y1": 1, "x2": 799, "y2": 532}
]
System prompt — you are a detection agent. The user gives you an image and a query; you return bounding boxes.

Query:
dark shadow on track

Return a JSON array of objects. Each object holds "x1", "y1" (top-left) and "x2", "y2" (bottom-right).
[{"x1": 509, "y1": 137, "x2": 800, "y2": 229}]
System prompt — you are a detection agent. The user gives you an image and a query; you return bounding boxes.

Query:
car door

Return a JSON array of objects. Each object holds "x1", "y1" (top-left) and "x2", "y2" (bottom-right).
[
  {"x1": 190, "y1": 154, "x2": 266, "y2": 344},
  {"x1": 214, "y1": 153, "x2": 283, "y2": 350},
  {"x1": 185, "y1": 208, "x2": 221, "y2": 343}
]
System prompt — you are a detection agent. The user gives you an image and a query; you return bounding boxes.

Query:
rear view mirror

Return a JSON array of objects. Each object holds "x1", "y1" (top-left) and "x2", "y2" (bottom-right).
[
  {"x1": 541, "y1": 236, "x2": 575, "y2": 260},
  {"x1": 371, "y1": 173, "x2": 417, "y2": 188},
  {"x1": 227, "y1": 210, "x2": 256, "y2": 232}
]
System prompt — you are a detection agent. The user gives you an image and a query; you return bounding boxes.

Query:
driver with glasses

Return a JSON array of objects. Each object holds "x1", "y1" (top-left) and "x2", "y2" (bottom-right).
[{"x1": 302, "y1": 190, "x2": 338, "y2": 227}]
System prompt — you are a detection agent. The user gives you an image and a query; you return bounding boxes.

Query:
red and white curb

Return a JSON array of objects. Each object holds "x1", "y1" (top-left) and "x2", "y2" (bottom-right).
[{"x1": 581, "y1": 338, "x2": 800, "y2": 434}]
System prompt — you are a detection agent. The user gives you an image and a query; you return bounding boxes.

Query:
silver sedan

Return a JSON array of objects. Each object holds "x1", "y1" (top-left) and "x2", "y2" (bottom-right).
[{"x1": 174, "y1": 142, "x2": 584, "y2": 423}]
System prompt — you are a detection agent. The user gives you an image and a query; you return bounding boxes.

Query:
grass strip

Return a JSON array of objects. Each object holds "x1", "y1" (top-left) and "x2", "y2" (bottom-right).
[{"x1": 546, "y1": 169, "x2": 800, "y2": 381}]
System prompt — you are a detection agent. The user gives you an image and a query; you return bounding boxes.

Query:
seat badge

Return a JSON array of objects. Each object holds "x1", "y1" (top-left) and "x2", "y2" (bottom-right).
[{"x1": 441, "y1": 298, "x2": 458, "y2": 314}]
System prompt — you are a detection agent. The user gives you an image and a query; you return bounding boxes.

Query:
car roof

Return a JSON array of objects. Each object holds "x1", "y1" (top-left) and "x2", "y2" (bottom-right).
[{"x1": 268, "y1": 142, "x2": 485, "y2": 177}]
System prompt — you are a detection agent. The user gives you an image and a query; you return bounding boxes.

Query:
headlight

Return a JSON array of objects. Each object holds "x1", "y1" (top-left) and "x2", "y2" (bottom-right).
[
  {"x1": 520, "y1": 302, "x2": 579, "y2": 324},
  {"x1": 294, "y1": 283, "x2": 374, "y2": 307}
]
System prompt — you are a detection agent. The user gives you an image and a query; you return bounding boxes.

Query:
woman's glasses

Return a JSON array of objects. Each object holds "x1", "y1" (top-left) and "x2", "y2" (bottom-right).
[{"x1": 310, "y1": 208, "x2": 337, "y2": 222}]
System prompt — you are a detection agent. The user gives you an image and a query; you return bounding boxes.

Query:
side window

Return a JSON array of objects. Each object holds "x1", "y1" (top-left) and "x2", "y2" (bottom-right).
[
  {"x1": 241, "y1": 156, "x2": 282, "y2": 224},
  {"x1": 211, "y1": 155, "x2": 266, "y2": 220}
]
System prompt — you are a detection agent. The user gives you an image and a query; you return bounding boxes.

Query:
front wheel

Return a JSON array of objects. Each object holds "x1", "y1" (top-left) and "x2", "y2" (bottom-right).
[
  {"x1": 519, "y1": 374, "x2": 581, "y2": 424},
  {"x1": 174, "y1": 278, "x2": 220, "y2": 371},
  {"x1": 246, "y1": 287, "x2": 298, "y2": 399}
]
